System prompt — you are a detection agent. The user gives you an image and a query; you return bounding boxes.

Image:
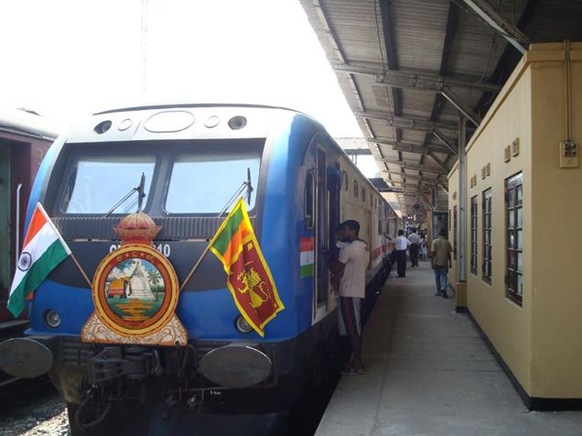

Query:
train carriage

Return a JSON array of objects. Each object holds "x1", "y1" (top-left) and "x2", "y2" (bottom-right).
[
  {"x1": 0, "y1": 104, "x2": 395, "y2": 433},
  {"x1": 0, "y1": 109, "x2": 58, "y2": 391}
]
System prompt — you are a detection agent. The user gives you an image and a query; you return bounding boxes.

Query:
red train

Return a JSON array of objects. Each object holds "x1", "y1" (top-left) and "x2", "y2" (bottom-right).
[{"x1": 0, "y1": 109, "x2": 59, "y2": 390}]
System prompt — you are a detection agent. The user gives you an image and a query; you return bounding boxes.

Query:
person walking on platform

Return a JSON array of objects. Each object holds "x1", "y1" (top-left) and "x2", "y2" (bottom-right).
[
  {"x1": 326, "y1": 220, "x2": 369, "y2": 375},
  {"x1": 408, "y1": 229, "x2": 420, "y2": 267},
  {"x1": 394, "y1": 229, "x2": 410, "y2": 277},
  {"x1": 431, "y1": 229, "x2": 453, "y2": 298}
]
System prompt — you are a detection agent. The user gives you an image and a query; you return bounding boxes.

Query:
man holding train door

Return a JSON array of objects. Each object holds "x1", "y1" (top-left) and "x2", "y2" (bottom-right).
[{"x1": 326, "y1": 219, "x2": 369, "y2": 375}]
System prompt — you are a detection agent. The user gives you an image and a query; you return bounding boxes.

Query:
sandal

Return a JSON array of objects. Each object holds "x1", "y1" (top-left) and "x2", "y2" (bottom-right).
[{"x1": 341, "y1": 365, "x2": 366, "y2": 376}]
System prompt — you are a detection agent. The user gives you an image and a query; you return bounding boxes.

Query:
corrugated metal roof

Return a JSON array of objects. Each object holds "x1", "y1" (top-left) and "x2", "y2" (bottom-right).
[{"x1": 299, "y1": 0, "x2": 582, "y2": 215}]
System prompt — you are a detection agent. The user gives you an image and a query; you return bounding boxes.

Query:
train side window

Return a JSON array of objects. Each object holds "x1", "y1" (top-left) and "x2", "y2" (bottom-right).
[
  {"x1": 353, "y1": 181, "x2": 359, "y2": 197},
  {"x1": 304, "y1": 172, "x2": 315, "y2": 229},
  {"x1": 361, "y1": 188, "x2": 366, "y2": 202},
  {"x1": 342, "y1": 170, "x2": 348, "y2": 191}
]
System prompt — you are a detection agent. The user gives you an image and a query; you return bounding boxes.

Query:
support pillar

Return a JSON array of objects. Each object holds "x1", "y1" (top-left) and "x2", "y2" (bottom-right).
[{"x1": 456, "y1": 115, "x2": 468, "y2": 312}]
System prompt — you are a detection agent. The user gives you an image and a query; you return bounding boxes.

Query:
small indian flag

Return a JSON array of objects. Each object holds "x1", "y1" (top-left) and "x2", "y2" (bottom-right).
[
  {"x1": 8, "y1": 203, "x2": 71, "y2": 317},
  {"x1": 300, "y1": 237, "x2": 314, "y2": 279}
]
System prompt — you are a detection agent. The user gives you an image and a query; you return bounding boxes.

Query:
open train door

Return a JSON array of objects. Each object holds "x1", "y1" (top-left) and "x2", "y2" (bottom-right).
[
  {"x1": 0, "y1": 122, "x2": 54, "y2": 322},
  {"x1": 0, "y1": 141, "x2": 12, "y2": 319},
  {"x1": 311, "y1": 144, "x2": 341, "y2": 324}
]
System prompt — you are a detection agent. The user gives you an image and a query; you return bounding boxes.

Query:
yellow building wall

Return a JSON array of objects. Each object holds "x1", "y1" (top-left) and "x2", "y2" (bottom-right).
[
  {"x1": 529, "y1": 42, "x2": 582, "y2": 398},
  {"x1": 464, "y1": 62, "x2": 533, "y2": 393},
  {"x1": 459, "y1": 42, "x2": 582, "y2": 399}
]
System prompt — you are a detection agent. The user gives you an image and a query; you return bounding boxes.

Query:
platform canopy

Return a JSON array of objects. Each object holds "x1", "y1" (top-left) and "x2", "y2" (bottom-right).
[{"x1": 299, "y1": 0, "x2": 582, "y2": 215}]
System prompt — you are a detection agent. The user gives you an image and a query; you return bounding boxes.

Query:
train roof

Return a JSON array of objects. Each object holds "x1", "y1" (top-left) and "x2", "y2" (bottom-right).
[
  {"x1": 0, "y1": 109, "x2": 60, "y2": 140},
  {"x1": 94, "y1": 103, "x2": 309, "y2": 117}
]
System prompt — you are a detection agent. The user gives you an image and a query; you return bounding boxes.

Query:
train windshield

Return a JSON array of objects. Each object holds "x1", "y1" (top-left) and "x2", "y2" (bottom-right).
[
  {"x1": 60, "y1": 155, "x2": 156, "y2": 214},
  {"x1": 165, "y1": 151, "x2": 260, "y2": 214}
]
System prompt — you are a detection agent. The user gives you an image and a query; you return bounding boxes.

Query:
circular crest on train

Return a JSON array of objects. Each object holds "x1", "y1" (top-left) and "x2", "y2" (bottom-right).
[{"x1": 81, "y1": 212, "x2": 187, "y2": 346}]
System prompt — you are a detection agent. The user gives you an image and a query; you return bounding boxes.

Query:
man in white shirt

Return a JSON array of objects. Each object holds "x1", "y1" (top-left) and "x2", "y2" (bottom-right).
[
  {"x1": 408, "y1": 229, "x2": 421, "y2": 268},
  {"x1": 394, "y1": 229, "x2": 411, "y2": 277},
  {"x1": 329, "y1": 220, "x2": 369, "y2": 375}
]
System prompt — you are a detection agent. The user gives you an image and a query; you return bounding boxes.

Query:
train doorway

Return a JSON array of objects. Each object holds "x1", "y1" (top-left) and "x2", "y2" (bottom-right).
[{"x1": 0, "y1": 144, "x2": 11, "y2": 303}]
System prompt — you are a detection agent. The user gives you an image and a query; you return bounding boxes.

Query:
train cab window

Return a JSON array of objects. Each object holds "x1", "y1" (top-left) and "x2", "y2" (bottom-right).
[
  {"x1": 60, "y1": 155, "x2": 155, "y2": 214},
  {"x1": 166, "y1": 151, "x2": 260, "y2": 214}
]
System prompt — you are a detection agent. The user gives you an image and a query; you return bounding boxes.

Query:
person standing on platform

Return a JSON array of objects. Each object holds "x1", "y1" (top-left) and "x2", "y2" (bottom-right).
[
  {"x1": 394, "y1": 229, "x2": 410, "y2": 278},
  {"x1": 326, "y1": 220, "x2": 369, "y2": 375},
  {"x1": 420, "y1": 235, "x2": 428, "y2": 261},
  {"x1": 408, "y1": 229, "x2": 420, "y2": 268},
  {"x1": 431, "y1": 228, "x2": 453, "y2": 298}
]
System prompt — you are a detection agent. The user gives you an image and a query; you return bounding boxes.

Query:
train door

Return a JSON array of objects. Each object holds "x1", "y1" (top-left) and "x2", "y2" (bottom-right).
[
  {"x1": 366, "y1": 208, "x2": 373, "y2": 267},
  {"x1": 311, "y1": 148, "x2": 340, "y2": 324},
  {"x1": 0, "y1": 144, "x2": 10, "y2": 309}
]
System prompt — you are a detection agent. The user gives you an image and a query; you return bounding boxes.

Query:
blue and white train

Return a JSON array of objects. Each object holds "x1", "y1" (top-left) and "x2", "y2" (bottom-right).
[{"x1": 0, "y1": 104, "x2": 397, "y2": 434}]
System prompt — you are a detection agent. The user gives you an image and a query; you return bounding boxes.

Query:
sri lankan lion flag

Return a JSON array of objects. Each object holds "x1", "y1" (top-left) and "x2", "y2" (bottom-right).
[{"x1": 209, "y1": 198, "x2": 284, "y2": 336}]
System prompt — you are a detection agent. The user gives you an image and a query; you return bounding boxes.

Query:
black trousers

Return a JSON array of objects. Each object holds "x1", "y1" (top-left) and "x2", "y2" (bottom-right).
[
  {"x1": 410, "y1": 243, "x2": 419, "y2": 266},
  {"x1": 396, "y1": 250, "x2": 407, "y2": 277}
]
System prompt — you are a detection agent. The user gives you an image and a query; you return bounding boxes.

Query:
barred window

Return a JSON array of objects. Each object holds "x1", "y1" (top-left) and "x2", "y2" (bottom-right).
[
  {"x1": 453, "y1": 205, "x2": 457, "y2": 260},
  {"x1": 482, "y1": 188, "x2": 492, "y2": 283},
  {"x1": 506, "y1": 173, "x2": 523, "y2": 305},
  {"x1": 470, "y1": 196, "x2": 478, "y2": 275}
]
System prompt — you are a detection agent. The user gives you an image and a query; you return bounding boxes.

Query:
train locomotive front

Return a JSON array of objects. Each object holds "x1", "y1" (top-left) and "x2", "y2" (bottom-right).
[{"x1": 0, "y1": 104, "x2": 392, "y2": 434}]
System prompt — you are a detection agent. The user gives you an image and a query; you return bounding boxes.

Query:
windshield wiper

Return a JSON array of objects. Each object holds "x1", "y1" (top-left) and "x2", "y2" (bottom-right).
[
  {"x1": 103, "y1": 173, "x2": 147, "y2": 218},
  {"x1": 217, "y1": 168, "x2": 254, "y2": 217}
]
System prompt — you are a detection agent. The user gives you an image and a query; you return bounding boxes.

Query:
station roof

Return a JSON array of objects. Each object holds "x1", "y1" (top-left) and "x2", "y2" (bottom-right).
[{"x1": 299, "y1": 0, "x2": 582, "y2": 215}]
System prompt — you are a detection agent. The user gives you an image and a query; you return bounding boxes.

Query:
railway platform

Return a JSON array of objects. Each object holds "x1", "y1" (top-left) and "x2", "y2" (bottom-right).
[{"x1": 316, "y1": 261, "x2": 582, "y2": 436}]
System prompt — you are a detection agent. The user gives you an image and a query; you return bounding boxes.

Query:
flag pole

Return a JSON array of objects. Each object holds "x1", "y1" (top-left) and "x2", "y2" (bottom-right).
[
  {"x1": 179, "y1": 243, "x2": 214, "y2": 292},
  {"x1": 179, "y1": 185, "x2": 248, "y2": 292},
  {"x1": 70, "y1": 254, "x2": 93, "y2": 288},
  {"x1": 37, "y1": 203, "x2": 93, "y2": 288}
]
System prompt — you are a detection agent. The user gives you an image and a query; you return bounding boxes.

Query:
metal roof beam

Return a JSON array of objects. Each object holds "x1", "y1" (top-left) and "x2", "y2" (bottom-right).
[
  {"x1": 367, "y1": 137, "x2": 452, "y2": 154},
  {"x1": 427, "y1": 150, "x2": 451, "y2": 172},
  {"x1": 354, "y1": 110, "x2": 458, "y2": 132},
  {"x1": 333, "y1": 63, "x2": 500, "y2": 93},
  {"x1": 381, "y1": 161, "x2": 443, "y2": 174},
  {"x1": 342, "y1": 148, "x2": 372, "y2": 156},
  {"x1": 456, "y1": 0, "x2": 530, "y2": 55},
  {"x1": 440, "y1": 88, "x2": 481, "y2": 127},
  {"x1": 432, "y1": 128, "x2": 458, "y2": 155}
]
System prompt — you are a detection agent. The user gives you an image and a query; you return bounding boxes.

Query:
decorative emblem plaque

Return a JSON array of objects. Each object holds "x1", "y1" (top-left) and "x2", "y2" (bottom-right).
[{"x1": 81, "y1": 212, "x2": 187, "y2": 346}]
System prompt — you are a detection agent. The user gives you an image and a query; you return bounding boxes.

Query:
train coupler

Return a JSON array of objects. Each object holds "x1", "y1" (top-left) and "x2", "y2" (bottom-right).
[{"x1": 88, "y1": 346, "x2": 160, "y2": 384}]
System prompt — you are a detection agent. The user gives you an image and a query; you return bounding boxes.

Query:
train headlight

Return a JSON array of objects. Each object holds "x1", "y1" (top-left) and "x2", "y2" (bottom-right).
[
  {"x1": 228, "y1": 115, "x2": 247, "y2": 130},
  {"x1": 44, "y1": 310, "x2": 61, "y2": 328},
  {"x1": 235, "y1": 315, "x2": 253, "y2": 334}
]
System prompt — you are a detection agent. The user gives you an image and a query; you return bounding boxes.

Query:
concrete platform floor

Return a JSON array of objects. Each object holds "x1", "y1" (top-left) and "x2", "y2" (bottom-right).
[{"x1": 315, "y1": 261, "x2": 582, "y2": 436}]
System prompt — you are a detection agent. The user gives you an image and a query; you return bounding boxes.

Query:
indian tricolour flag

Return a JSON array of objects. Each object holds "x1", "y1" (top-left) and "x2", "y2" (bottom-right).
[
  {"x1": 300, "y1": 237, "x2": 314, "y2": 279},
  {"x1": 8, "y1": 203, "x2": 71, "y2": 317}
]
